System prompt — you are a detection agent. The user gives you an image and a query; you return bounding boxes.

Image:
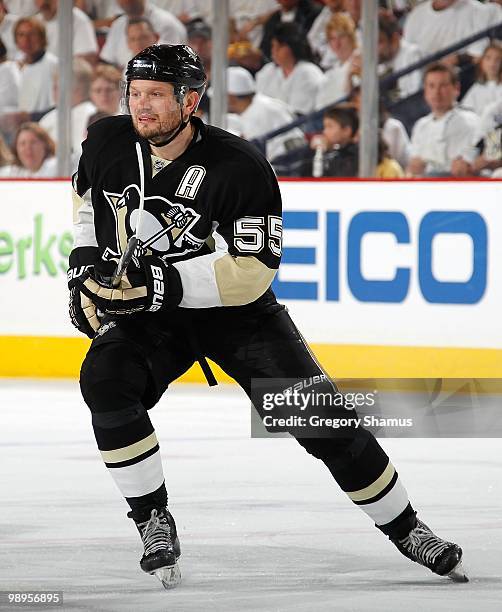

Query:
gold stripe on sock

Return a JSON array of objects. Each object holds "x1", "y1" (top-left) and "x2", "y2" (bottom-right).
[
  {"x1": 100, "y1": 432, "x2": 158, "y2": 464},
  {"x1": 346, "y1": 461, "x2": 395, "y2": 502}
]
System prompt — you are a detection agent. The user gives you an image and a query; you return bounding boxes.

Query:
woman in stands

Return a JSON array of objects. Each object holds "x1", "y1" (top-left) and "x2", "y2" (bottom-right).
[
  {"x1": 255, "y1": 22, "x2": 324, "y2": 115},
  {"x1": 462, "y1": 42, "x2": 502, "y2": 116},
  {"x1": 0, "y1": 122, "x2": 57, "y2": 177},
  {"x1": 88, "y1": 64, "x2": 122, "y2": 126},
  {"x1": 315, "y1": 12, "x2": 359, "y2": 110}
]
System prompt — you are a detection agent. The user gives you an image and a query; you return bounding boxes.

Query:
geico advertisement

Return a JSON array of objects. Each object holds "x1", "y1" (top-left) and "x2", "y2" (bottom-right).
[
  {"x1": 275, "y1": 180, "x2": 500, "y2": 348},
  {"x1": 0, "y1": 180, "x2": 499, "y2": 347}
]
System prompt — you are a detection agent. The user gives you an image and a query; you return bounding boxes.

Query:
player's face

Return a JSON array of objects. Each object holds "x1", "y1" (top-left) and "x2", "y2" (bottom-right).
[{"x1": 128, "y1": 80, "x2": 182, "y2": 142}]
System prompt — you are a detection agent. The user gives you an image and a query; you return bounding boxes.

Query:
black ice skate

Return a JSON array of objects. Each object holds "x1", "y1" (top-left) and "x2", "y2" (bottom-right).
[
  {"x1": 392, "y1": 518, "x2": 468, "y2": 582},
  {"x1": 133, "y1": 508, "x2": 181, "y2": 589}
]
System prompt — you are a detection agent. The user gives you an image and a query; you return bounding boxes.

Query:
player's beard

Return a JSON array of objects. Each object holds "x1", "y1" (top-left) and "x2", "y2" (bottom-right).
[{"x1": 131, "y1": 111, "x2": 182, "y2": 144}]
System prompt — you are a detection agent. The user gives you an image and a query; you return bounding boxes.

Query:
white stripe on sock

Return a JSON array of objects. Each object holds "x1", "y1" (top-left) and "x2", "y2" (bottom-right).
[
  {"x1": 107, "y1": 449, "x2": 164, "y2": 498},
  {"x1": 357, "y1": 477, "x2": 409, "y2": 526}
]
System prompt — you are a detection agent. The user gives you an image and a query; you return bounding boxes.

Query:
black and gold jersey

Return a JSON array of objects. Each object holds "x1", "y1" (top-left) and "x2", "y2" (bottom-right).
[{"x1": 72, "y1": 115, "x2": 282, "y2": 309}]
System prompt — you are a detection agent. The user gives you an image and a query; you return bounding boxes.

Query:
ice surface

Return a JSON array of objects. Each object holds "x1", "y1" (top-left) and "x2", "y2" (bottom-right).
[{"x1": 0, "y1": 380, "x2": 500, "y2": 612}]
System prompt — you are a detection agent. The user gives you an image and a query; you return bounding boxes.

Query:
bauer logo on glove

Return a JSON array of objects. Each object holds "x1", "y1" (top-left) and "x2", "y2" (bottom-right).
[{"x1": 75, "y1": 256, "x2": 182, "y2": 316}]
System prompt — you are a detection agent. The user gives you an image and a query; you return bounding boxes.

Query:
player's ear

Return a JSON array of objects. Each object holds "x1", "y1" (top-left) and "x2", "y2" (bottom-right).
[{"x1": 184, "y1": 90, "x2": 200, "y2": 116}]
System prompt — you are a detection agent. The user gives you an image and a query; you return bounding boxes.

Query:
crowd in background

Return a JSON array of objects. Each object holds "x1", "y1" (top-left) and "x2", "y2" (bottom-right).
[{"x1": 0, "y1": 0, "x2": 502, "y2": 178}]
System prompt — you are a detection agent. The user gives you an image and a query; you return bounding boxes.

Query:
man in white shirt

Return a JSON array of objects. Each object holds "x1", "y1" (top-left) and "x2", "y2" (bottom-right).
[
  {"x1": 100, "y1": 0, "x2": 186, "y2": 68},
  {"x1": 226, "y1": 66, "x2": 305, "y2": 160},
  {"x1": 378, "y1": 13, "x2": 422, "y2": 100},
  {"x1": 40, "y1": 57, "x2": 96, "y2": 154},
  {"x1": 407, "y1": 63, "x2": 479, "y2": 176},
  {"x1": 35, "y1": 0, "x2": 98, "y2": 64},
  {"x1": 126, "y1": 16, "x2": 159, "y2": 58},
  {"x1": 403, "y1": 0, "x2": 496, "y2": 61},
  {"x1": 15, "y1": 17, "x2": 56, "y2": 113}
]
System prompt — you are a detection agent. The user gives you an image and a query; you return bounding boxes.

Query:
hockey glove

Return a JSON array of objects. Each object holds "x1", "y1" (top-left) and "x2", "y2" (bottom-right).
[
  {"x1": 75, "y1": 255, "x2": 182, "y2": 316},
  {"x1": 67, "y1": 246, "x2": 101, "y2": 339}
]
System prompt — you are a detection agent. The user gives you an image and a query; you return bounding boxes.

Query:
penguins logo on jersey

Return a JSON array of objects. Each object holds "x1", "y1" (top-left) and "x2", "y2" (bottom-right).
[{"x1": 103, "y1": 184, "x2": 204, "y2": 260}]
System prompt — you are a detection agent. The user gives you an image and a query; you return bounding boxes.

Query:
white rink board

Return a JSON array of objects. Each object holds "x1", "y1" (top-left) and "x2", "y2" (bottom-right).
[{"x1": 0, "y1": 179, "x2": 500, "y2": 348}]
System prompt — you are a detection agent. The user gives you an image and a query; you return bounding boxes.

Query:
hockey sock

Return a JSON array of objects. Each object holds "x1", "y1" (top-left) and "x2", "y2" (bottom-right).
[
  {"x1": 321, "y1": 430, "x2": 416, "y2": 539},
  {"x1": 92, "y1": 402, "x2": 167, "y2": 517}
]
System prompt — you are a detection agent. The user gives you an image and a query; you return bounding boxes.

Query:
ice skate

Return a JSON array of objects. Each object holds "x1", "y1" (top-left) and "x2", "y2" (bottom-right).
[
  {"x1": 133, "y1": 508, "x2": 182, "y2": 589},
  {"x1": 392, "y1": 518, "x2": 468, "y2": 582}
]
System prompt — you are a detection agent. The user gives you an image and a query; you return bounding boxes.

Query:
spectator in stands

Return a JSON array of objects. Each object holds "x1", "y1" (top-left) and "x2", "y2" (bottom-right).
[
  {"x1": 407, "y1": 63, "x2": 479, "y2": 176},
  {"x1": 377, "y1": 12, "x2": 422, "y2": 101},
  {"x1": 0, "y1": 36, "x2": 19, "y2": 114},
  {"x1": 375, "y1": 131, "x2": 405, "y2": 177},
  {"x1": 0, "y1": 17, "x2": 57, "y2": 141},
  {"x1": 35, "y1": 0, "x2": 98, "y2": 64},
  {"x1": 461, "y1": 42, "x2": 502, "y2": 116},
  {"x1": 259, "y1": 0, "x2": 321, "y2": 60},
  {"x1": 403, "y1": 0, "x2": 496, "y2": 62},
  {"x1": 89, "y1": 64, "x2": 122, "y2": 123},
  {"x1": 100, "y1": 0, "x2": 186, "y2": 69},
  {"x1": 307, "y1": 0, "x2": 345, "y2": 69},
  {"x1": 40, "y1": 57, "x2": 96, "y2": 154},
  {"x1": 256, "y1": 22, "x2": 323, "y2": 115},
  {"x1": 226, "y1": 66, "x2": 305, "y2": 160},
  {"x1": 315, "y1": 13, "x2": 358, "y2": 110},
  {"x1": 187, "y1": 18, "x2": 211, "y2": 78},
  {"x1": 0, "y1": 131, "x2": 13, "y2": 167},
  {"x1": 126, "y1": 16, "x2": 159, "y2": 57},
  {"x1": 349, "y1": 86, "x2": 411, "y2": 169},
  {"x1": 0, "y1": 0, "x2": 19, "y2": 59},
  {"x1": 0, "y1": 121, "x2": 56, "y2": 177},
  {"x1": 471, "y1": 97, "x2": 502, "y2": 175},
  {"x1": 304, "y1": 105, "x2": 359, "y2": 177}
]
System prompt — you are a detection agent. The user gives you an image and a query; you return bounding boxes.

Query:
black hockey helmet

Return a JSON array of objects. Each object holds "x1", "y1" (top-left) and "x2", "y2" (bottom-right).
[{"x1": 125, "y1": 44, "x2": 207, "y2": 105}]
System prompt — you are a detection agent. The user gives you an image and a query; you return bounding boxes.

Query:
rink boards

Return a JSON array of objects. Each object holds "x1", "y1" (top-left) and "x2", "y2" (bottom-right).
[{"x1": 0, "y1": 178, "x2": 500, "y2": 379}]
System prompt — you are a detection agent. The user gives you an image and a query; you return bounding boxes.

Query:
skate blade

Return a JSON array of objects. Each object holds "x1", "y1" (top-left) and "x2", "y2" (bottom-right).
[
  {"x1": 153, "y1": 562, "x2": 182, "y2": 589},
  {"x1": 447, "y1": 559, "x2": 469, "y2": 583}
]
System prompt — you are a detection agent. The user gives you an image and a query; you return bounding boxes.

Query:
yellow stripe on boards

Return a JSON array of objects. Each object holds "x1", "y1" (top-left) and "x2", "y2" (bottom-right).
[{"x1": 0, "y1": 336, "x2": 501, "y2": 380}]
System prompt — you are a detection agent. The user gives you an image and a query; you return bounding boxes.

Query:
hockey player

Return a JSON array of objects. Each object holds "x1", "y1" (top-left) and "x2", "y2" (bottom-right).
[{"x1": 68, "y1": 44, "x2": 467, "y2": 589}]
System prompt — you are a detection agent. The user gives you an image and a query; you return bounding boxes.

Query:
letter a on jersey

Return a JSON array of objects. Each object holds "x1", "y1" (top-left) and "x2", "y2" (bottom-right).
[{"x1": 175, "y1": 166, "x2": 206, "y2": 200}]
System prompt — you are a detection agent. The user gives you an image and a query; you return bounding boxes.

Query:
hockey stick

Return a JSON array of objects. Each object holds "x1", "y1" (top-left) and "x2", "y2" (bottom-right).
[{"x1": 110, "y1": 142, "x2": 145, "y2": 287}]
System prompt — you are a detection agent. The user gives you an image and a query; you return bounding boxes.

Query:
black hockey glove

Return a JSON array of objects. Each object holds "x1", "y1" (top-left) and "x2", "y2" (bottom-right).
[
  {"x1": 74, "y1": 255, "x2": 182, "y2": 316},
  {"x1": 67, "y1": 246, "x2": 101, "y2": 339}
]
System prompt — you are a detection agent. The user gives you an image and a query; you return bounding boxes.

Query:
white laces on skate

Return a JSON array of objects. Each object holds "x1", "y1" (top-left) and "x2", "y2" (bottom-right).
[
  {"x1": 139, "y1": 509, "x2": 173, "y2": 557},
  {"x1": 400, "y1": 520, "x2": 450, "y2": 567}
]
